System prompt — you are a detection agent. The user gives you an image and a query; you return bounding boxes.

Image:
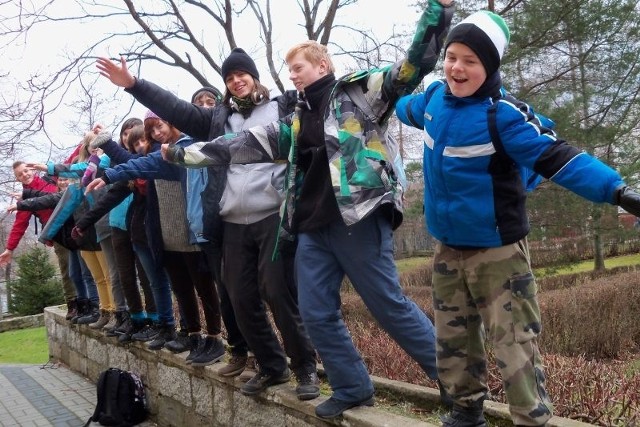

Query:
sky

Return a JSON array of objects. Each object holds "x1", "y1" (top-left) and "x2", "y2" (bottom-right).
[{"x1": 0, "y1": 0, "x2": 442, "y2": 203}]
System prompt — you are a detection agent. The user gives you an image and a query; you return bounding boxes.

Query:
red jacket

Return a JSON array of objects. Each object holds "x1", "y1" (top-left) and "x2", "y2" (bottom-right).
[{"x1": 6, "y1": 175, "x2": 58, "y2": 251}]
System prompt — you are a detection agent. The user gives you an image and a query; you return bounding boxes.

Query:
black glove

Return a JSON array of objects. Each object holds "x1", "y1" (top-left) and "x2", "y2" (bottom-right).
[{"x1": 615, "y1": 186, "x2": 640, "y2": 217}]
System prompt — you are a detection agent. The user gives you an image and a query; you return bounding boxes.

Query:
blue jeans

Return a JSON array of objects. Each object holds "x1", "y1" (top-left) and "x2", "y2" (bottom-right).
[
  {"x1": 296, "y1": 211, "x2": 437, "y2": 402},
  {"x1": 68, "y1": 249, "x2": 99, "y2": 303},
  {"x1": 133, "y1": 244, "x2": 174, "y2": 325}
]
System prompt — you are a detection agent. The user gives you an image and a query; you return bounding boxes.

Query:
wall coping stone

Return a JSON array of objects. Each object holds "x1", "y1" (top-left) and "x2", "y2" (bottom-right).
[
  {"x1": 44, "y1": 306, "x2": 593, "y2": 427},
  {"x1": 0, "y1": 312, "x2": 44, "y2": 333}
]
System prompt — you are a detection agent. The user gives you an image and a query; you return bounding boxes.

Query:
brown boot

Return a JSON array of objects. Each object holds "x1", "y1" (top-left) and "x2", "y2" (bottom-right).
[
  {"x1": 89, "y1": 310, "x2": 112, "y2": 329},
  {"x1": 65, "y1": 298, "x2": 78, "y2": 321}
]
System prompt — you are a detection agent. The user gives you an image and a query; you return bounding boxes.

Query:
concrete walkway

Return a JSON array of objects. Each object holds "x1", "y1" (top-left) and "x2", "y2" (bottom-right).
[{"x1": 0, "y1": 362, "x2": 156, "y2": 427}]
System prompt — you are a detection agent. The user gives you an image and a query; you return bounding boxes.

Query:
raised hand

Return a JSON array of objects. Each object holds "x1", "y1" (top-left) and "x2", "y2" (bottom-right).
[
  {"x1": 85, "y1": 177, "x2": 107, "y2": 194},
  {"x1": 25, "y1": 163, "x2": 47, "y2": 172},
  {"x1": 96, "y1": 56, "x2": 136, "y2": 89}
]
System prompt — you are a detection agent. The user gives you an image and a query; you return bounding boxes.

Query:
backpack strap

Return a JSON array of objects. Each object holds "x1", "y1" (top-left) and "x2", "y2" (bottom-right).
[
  {"x1": 103, "y1": 369, "x2": 124, "y2": 425},
  {"x1": 487, "y1": 94, "x2": 542, "y2": 191},
  {"x1": 342, "y1": 81, "x2": 377, "y2": 123},
  {"x1": 487, "y1": 95, "x2": 509, "y2": 161}
]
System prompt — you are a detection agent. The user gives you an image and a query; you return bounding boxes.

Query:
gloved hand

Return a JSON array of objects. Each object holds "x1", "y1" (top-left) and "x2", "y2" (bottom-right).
[
  {"x1": 82, "y1": 153, "x2": 100, "y2": 187},
  {"x1": 615, "y1": 186, "x2": 640, "y2": 217},
  {"x1": 90, "y1": 131, "x2": 113, "y2": 150},
  {"x1": 71, "y1": 226, "x2": 84, "y2": 240}
]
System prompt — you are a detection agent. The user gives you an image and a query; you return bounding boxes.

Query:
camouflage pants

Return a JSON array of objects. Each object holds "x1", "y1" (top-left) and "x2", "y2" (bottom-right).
[{"x1": 432, "y1": 239, "x2": 553, "y2": 426}]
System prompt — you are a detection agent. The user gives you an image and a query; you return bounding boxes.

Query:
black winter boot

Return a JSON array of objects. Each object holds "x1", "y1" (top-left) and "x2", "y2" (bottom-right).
[
  {"x1": 65, "y1": 298, "x2": 78, "y2": 321},
  {"x1": 77, "y1": 300, "x2": 100, "y2": 325},
  {"x1": 164, "y1": 329, "x2": 190, "y2": 353},
  {"x1": 119, "y1": 318, "x2": 148, "y2": 344},
  {"x1": 148, "y1": 323, "x2": 176, "y2": 350},
  {"x1": 441, "y1": 404, "x2": 487, "y2": 427},
  {"x1": 191, "y1": 336, "x2": 225, "y2": 367},
  {"x1": 185, "y1": 334, "x2": 203, "y2": 364},
  {"x1": 71, "y1": 298, "x2": 89, "y2": 324}
]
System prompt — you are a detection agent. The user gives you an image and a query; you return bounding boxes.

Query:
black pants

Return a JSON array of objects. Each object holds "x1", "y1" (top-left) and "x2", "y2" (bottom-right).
[
  {"x1": 200, "y1": 242, "x2": 249, "y2": 356},
  {"x1": 223, "y1": 213, "x2": 316, "y2": 376},
  {"x1": 163, "y1": 250, "x2": 221, "y2": 334},
  {"x1": 111, "y1": 227, "x2": 156, "y2": 315}
]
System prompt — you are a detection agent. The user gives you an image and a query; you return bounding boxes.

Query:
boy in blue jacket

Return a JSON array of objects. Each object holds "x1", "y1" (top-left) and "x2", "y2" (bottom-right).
[{"x1": 395, "y1": 10, "x2": 640, "y2": 427}]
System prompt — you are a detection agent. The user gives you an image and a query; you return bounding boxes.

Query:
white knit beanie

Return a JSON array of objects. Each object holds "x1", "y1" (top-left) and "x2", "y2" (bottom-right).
[{"x1": 445, "y1": 11, "x2": 510, "y2": 75}]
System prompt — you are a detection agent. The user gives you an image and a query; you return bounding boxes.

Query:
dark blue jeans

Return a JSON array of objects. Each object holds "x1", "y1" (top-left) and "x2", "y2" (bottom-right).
[
  {"x1": 68, "y1": 249, "x2": 98, "y2": 303},
  {"x1": 132, "y1": 244, "x2": 174, "y2": 325},
  {"x1": 296, "y1": 211, "x2": 438, "y2": 402}
]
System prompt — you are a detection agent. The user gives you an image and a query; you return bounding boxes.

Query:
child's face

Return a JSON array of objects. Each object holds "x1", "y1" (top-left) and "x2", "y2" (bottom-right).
[
  {"x1": 150, "y1": 120, "x2": 174, "y2": 144},
  {"x1": 444, "y1": 43, "x2": 487, "y2": 98},
  {"x1": 132, "y1": 137, "x2": 149, "y2": 155},
  {"x1": 57, "y1": 177, "x2": 69, "y2": 191},
  {"x1": 121, "y1": 127, "x2": 134, "y2": 145},
  {"x1": 288, "y1": 52, "x2": 327, "y2": 92},
  {"x1": 13, "y1": 163, "x2": 34, "y2": 186},
  {"x1": 194, "y1": 93, "x2": 217, "y2": 109},
  {"x1": 225, "y1": 71, "x2": 255, "y2": 99}
]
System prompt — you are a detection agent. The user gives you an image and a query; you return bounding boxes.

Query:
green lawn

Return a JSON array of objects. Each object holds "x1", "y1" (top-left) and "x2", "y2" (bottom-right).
[
  {"x1": 534, "y1": 253, "x2": 640, "y2": 277},
  {"x1": 396, "y1": 253, "x2": 640, "y2": 277},
  {"x1": 0, "y1": 326, "x2": 49, "y2": 364}
]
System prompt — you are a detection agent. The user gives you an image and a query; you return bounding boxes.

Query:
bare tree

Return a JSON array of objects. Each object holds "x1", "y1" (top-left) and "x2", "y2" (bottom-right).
[{"x1": 1, "y1": 0, "x2": 409, "y2": 197}]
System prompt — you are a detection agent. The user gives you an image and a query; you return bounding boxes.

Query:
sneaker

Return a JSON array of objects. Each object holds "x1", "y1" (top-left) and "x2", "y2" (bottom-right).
[
  {"x1": 240, "y1": 368, "x2": 292, "y2": 396},
  {"x1": 131, "y1": 323, "x2": 161, "y2": 342},
  {"x1": 185, "y1": 334, "x2": 204, "y2": 364},
  {"x1": 440, "y1": 405, "x2": 487, "y2": 427},
  {"x1": 315, "y1": 394, "x2": 374, "y2": 419},
  {"x1": 218, "y1": 354, "x2": 248, "y2": 377},
  {"x1": 295, "y1": 371, "x2": 320, "y2": 400},
  {"x1": 164, "y1": 330, "x2": 190, "y2": 353},
  {"x1": 148, "y1": 324, "x2": 176, "y2": 350},
  {"x1": 191, "y1": 336, "x2": 225, "y2": 367}
]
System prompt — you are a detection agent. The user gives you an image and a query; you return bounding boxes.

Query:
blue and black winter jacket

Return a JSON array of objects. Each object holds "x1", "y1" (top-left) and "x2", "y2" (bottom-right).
[{"x1": 396, "y1": 79, "x2": 624, "y2": 248}]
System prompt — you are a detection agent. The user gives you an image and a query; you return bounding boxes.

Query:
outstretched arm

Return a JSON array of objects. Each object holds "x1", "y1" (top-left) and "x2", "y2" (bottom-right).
[
  {"x1": 384, "y1": 0, "x2": 455, "y2": 100},
  {"x1": 97, "y1": 56, "x2": 216, "y2": 141},
  {"x1": 164, "y1": 121, "x2": 289, "y2": 168}
]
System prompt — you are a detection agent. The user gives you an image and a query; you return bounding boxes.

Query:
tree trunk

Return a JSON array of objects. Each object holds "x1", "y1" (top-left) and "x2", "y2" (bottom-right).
[{"x1": 592, "y1": 209, "x2": 606, "y2": 271}]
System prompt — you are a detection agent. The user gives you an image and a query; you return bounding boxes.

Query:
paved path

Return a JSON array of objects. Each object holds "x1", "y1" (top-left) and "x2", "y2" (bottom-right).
[{"x1": 0, "y1": 362, "x2": 156, "y2": 427}]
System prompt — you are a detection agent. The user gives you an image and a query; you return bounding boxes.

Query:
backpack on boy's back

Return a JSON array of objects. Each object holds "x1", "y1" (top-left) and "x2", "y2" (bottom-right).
[{"x1": 84, "y1": 368, "x2": 148, "y2": 427}]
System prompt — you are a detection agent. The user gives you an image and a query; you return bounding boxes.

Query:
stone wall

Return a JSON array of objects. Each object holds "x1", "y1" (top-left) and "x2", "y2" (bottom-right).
[
  {"x1": 0, "y1": 312, "x2": 44, "y2": 333},
  {"x1": 44, "y1": 306, "x2": 592, "y2": 427}
]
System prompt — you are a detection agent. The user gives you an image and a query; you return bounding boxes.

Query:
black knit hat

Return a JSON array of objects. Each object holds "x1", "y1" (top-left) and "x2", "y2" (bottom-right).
[
  {"x1": 445, "y1": 11, "x2": 510, "y2": 76},
  {"x1": 221, "y1": 48, "x2": 260, "y2": 81},
  {"x1": 191, "y1": 86, "x2": 223, "y2": 103}
]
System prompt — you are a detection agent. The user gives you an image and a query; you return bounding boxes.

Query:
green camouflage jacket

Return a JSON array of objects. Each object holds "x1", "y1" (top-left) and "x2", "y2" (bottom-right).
[{"x1": 167, "y1": 0, "x2": 454, "y2": 240}]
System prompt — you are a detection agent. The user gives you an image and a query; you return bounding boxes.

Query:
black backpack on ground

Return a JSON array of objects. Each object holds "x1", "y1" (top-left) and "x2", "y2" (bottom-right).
[{"x1": 84, "y1": 368, "x2": 148, "y2": 427}]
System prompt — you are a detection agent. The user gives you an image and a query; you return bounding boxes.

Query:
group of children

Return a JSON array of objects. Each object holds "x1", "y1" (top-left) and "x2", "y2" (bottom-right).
[{"x1": 4, "y1": 0, "x2": 640, "y2": 425}]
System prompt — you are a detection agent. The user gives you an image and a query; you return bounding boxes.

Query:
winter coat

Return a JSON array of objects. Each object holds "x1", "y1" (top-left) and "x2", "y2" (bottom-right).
[
  {"x1": 5, "y1": 175, "x2": 57, "y2": 251},
  {"x1": 165, "y1": 0, "x2": 453, "y2": 242},
  {"x1": 20, "y1": 187, "x2": 100, "y2": 251},
  {"x1": 126, "y1": 76, "x2": 297, "y2": 244},
  {"x1": 395, "y1": 79, "x2": 625, "y2": 248},
  {"x1": 101, "y1": 135, "x2": 200, "y2": 252}
]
